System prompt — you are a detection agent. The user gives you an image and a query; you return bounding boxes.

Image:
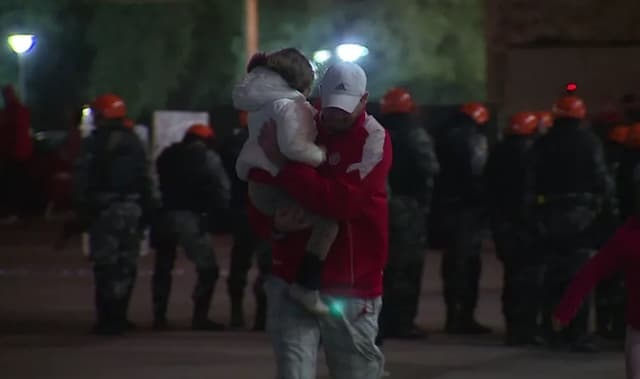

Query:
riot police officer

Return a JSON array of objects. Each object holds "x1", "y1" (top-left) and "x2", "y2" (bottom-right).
[
  {"x1": 534, "y1": 95, "x2": 611, "y2": 352},
  {"x1": 73, "y1": 94, "x2": 155, "y2": 335},
  {"x1": 152, "y1": 124, "x2": 230, "y2": 331},
  {"x1": 378, "y1": 88, "x2": 439, "y2": 340},
  {"x1": 487, "y1": 112, "x2": 543, "y2": 345},
  {"x1": 221, "y1": 111, "x2": 270, "y2": 330},
  {"x1": 434, "y1": 102, "x2": 491, "y2": 334}
]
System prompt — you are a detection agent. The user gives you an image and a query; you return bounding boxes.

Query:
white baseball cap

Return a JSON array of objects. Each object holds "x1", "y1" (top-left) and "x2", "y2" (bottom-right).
[{"x1": 320, "y1": 61, "x2": 367, "y2": 113}]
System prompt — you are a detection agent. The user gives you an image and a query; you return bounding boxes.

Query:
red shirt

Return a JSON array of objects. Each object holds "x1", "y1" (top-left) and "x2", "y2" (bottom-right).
[
  {"x1": 248, "y1": 112, "x2": 392, "y2": 298},
  {"x1": 555, "y1": 216, "x2": 640, "y2": 329}
]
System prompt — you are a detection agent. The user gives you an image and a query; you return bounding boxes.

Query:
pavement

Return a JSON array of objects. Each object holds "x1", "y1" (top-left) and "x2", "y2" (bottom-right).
[{"x1": 0, "y1": 219, "x2": 625, "y2": 378}]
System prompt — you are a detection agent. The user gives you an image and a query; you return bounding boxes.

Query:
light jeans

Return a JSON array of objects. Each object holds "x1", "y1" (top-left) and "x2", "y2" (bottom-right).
[
  {"x1": 264, "y1": 276, "x2": 385, "y2": 379},
  {"x1": 627, "y1": 326, "x2": 640, "y2": 379}
]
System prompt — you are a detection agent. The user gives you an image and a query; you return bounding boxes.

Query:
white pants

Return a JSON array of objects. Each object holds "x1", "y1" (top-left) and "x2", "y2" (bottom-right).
[
  {"x1": 627, "y1": 326, "x2": 640, "y2": 379},
  {"x1": 264, "y1": 276, "x2": 385, "y2": 379}
]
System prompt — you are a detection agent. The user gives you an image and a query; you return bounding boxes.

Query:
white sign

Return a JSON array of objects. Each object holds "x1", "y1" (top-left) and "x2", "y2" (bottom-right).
[{"x1": 151, "y1": 111, "x2": 209, "y2": 161}]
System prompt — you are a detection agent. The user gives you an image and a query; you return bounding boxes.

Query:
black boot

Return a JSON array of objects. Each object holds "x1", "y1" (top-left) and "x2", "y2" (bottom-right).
[
  {"x1": 230, "y1": 298, "x2": 245, "y2": 329},
  {"x1": 253, "y1": 292, "x2": 267, "y2": 332},
  {"x1": 296, "y1": 254, "x2": 323, "y2": 290},
  {"x1": 152, "y1": 248, "x2": 176, "y2": 331},
  {"x1": 92, "y1": 265, "x2": 124, "y2": 336},
  {"x1": 455, "y1": 317, "x2": 492, "y2": 335},
  {"x1": 444, "y1": 307, "x2": 456, "y2": 334},
  {"x1": 116, "y1": 265, "x2": 137, "y2": 331},
  {"x1": 445, "y1": 305, "x2": 491, "y2": 335},
  {"x1": 92, "y1": 266, "x2": 109, "y2": 332},
  {"x1": 192, "y1": 268, "x2": 225, "y2": 331}
]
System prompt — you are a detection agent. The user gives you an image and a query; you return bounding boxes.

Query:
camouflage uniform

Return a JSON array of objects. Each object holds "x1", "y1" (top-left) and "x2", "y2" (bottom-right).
[
  {"x1": 74, "y1": 124, "x2": 154, "y2": 335},
  {"x1": 533, "y1": 118, "x2": 611, "y2": 350},
  {"x1": 220, "y1": 127, "x2": 270, "y2": 330},
  {"x1": 433, "y1": 112, "x2": 490, "y2": 333},
  {"x1": 486, "y1": 133, "x2": 542, "y2": 345},
  {"x1": 152, "y1": 139, "x2": 230, "y2": 329},
  {"x1": 378, "y1": 113, "x2": 439, "y2": 340}
]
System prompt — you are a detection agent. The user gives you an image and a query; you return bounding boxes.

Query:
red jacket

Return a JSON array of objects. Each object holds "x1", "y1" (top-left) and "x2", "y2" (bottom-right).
[
  {"x1": 249, "y1": 111, "x2": 392, "y2": 298},
  {"x1": 555, "y1": 216, "x2": 640, "y2": 329},
  {"x1": 0, "y1": 104, "x2": 32, "y2": 161}
]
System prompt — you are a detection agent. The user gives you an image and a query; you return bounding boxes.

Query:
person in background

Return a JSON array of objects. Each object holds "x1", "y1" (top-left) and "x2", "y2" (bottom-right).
[
  {"x1": 152, "y1": 124, "x2": 230, "y2": 331},
  {"x1": 378, "y1": 87, "x2": 439, "y2": 341},
  {"x1": 222, "y1": 110, "x2": 270, "y2": 330},
  {"x1": 534, "y1": 95, "x2": 611, "y2": 352},
  {"x1": 487, "y1": 112, "x2": 543, "y2": 346},
  {"x1": 73, "y1": 94, "x2": 155, "y2": 335},
  {"x1": 0, "y1": 85, "x2": 33, "y2": 223},
  {"x1": 434, "y1": 102, "x2": 491, "y2": 334}
]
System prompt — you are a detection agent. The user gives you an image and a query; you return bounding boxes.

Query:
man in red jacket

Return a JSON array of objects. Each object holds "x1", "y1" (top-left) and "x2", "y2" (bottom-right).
[
  {"x1": 249, "y1": 61, "x2": 392, "y2": 379},
  {"x1": 0, "y1": 85, "x2": 32, "y2": 221}
]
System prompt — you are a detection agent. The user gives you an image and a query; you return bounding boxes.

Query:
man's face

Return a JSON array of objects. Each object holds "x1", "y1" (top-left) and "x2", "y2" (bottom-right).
[{"x1": 319, "y1": 94, "x2": 367, "y2": 133}]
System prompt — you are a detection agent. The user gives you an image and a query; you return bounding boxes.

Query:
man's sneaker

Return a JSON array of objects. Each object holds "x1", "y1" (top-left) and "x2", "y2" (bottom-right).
[{"x1": 288, "y1": 284, "x2": 330, "y2": 315}]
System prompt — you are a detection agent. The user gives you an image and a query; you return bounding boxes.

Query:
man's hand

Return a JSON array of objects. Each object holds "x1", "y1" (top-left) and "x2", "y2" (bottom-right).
[
  {"x1": 258, "y1": 119, "x2": 286, "y2": 167},
  {"x1": 274, "y1": 206, "x2": 311, "y2": 233}
]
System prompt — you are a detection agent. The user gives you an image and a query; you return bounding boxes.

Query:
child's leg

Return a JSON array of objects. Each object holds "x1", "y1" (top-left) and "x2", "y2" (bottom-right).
[
  {"x1": 288, "y1": 209, "x2": 338, "y2": 316},
  {"x1": 247, "y1": 181, "x2": 282, "y2": 217},
  {"x1": 626, "y1": 326, "x2": 640, "y2": 379},
  {"x1": 296, "y1": 216, "x2": 339, "y2": 290}
]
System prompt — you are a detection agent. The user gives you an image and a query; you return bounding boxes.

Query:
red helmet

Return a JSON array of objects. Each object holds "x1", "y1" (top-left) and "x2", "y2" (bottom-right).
[
  {"x1": 626, "y1": 123, "x2": 640, "y2": 149},
  {"x1": 506, "y1": 112, "x2": 539, "y2": 136},
  {"x1": 536, "y1": 111, "x2": 554, "y2": 130},
  {"x1": 91, "y1": 94, "x2": 127, "y2": 119},
  {"x1": 460, "y1": 102, "x2": 489, "y2": 125},
  {"x1": 380, "y1": 88, "x2": 415, "y2": 115},
  {"x1": 607, "y1": 124, "x2": 630, "y2": 145},
  {"x1": 186, "y1": 123, "x2": 215, "y2": 140},
  {"x1": 552, "y1": 95, "x2": 586, "y2": 120}
]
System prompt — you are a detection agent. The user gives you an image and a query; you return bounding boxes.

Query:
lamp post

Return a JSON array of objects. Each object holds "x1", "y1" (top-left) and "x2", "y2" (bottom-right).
[
  {"x1": 245, "y1": 0, "x2": 258, "y2": 59},
  {"x1": 8, "y1": 34, "x2": 36, "y2": 102}
]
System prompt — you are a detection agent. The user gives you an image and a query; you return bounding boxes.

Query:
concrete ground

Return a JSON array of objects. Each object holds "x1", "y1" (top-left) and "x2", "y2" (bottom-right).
[{"x1": 0, "y1": 220, "x2": 625, "y2": 378}]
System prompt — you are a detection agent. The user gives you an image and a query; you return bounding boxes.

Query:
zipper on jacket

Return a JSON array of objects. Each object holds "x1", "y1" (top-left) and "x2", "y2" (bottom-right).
[{"x1": 347, "y1": 222, "x2": 354, "y2": 285}]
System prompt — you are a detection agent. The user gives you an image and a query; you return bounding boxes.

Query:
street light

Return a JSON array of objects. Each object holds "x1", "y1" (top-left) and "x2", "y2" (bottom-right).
[
  {"x1": 8, "y1": 34, "x2": 36, "y2": 102},
  {"x1": 8, "y1": 34, "x2": 35, "y2": 54},
  {"x1": 313, "y1": 49, "x2": 332, "y2": 64},
  {"x1": 336, "y1": 43, "x2": 369, "y2": 62}
]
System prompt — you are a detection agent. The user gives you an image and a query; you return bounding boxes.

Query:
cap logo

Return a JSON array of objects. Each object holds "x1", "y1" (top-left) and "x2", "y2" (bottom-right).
[{"x1": 334, "y1": 83, "x2": 347, "y2": 91}]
